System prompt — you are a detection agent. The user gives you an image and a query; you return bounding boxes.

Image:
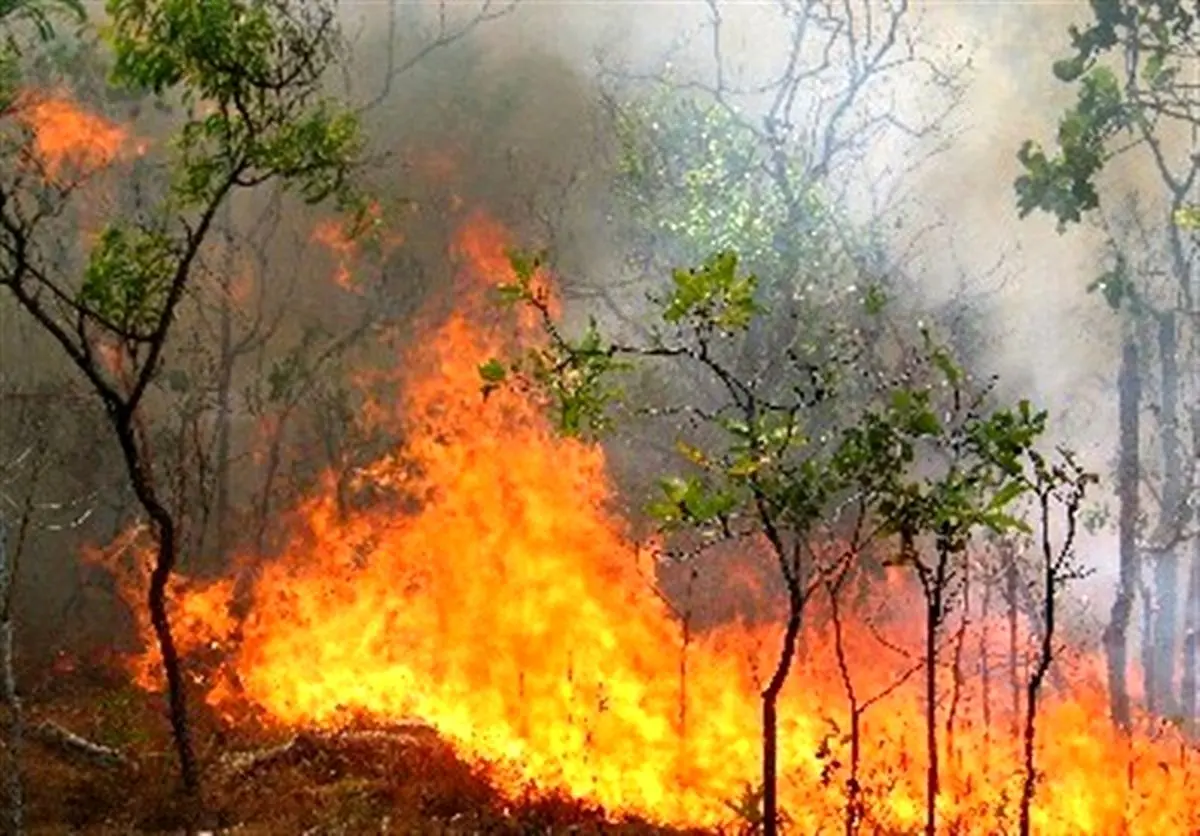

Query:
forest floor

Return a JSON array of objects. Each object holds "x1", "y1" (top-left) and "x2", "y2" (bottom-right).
[{"x1": 20, "y1": 661, "x2": 707, "y2": 835}]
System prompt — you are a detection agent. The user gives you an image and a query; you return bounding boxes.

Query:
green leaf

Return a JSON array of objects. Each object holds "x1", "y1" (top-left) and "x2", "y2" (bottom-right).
[
  {"x1": 79, "y1": 226, "x2": 177, "y2": 334},
  {"x1": 987, "y1": 480, "x2": 1028, "y2": 512},
  {"x1": 478, "y1": 358, "x2": 507, "y2": 384}
]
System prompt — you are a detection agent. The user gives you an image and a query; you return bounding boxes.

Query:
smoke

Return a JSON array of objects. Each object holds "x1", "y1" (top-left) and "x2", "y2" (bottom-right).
[
  {"x1": 5, "y1": 0, "x2": 1157, "y2": 655},
  {"x1": 324, "y1": 1, "x2": 1135, "y2": 611}
]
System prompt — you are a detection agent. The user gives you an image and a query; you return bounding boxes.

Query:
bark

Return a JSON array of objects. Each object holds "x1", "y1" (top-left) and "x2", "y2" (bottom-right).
[
  {"x1": 1184, "y1": 533, "x2": 1199, "y2": 735},
  {"x1": 1151, "y1": 312, "x2": 1182, "y2": 716},
  {"x1": 922, "y1": 537, "x2": 952, "y2": 836},
  {"x1": 1018, "y1": 488, "x2": 1072, "y2": 836},
  {"x1": 0, "y1": 521, "x2": 22, "y2": 836},
  {"x1": 980, "y1": 566, "x2": 993, "y2": 758},
  {"x1": 1104, "y1": 337, "x2": 1140, "y2": 731},
  {"x1": 761, "y1": 590, "x2": 803, "y2": 836},
  {"x1": 112, "y1": 414, "x2": 199, "y2": 795},
  {"x1": 924, "y1": 579, "x2": 942, "y2": 836},
  {"x1": 213, "y1": 280, "x2": 235, "y2": 567},
  {"x1": 26, "y1": 720, "x2": 130, "y2": 771},
  {"x1": 1006, "y1": 548, "x2": 1020, "y2": 740}
]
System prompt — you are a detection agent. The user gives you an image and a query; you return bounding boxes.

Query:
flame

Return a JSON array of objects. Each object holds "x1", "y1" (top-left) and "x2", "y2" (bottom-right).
[
  {"x1": 13, "y1": 90, "x2": 140, "y2": 183},
  {"x1": 311, "y1": 201, "x2": 402, "y2": 292},
  {"x1": 95, "y1": 208, "x2": 1199, "y2": 833}
]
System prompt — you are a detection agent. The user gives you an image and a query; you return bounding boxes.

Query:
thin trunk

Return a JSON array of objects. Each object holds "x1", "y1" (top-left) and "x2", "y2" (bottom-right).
[
  {"x1": 113, "y1": 414, "x2": 199, "y2": 796},
  {"x1": 946, "y1": 563, "x2": 970, "y2": 768},
  {"x1": 1183, "y1": 534, "x2": 1199, "y2": 735},
  {"x1": 1007, "y1": 550, "x2": 1020, "y2": 740},
  {"x1": 213, "y1": 278, "x2": 234, "y2": 566},
  {"x1": 762, "y1": 597, "x2": 802, "y2": 836},
  {"x1": 0, "y1": 521, "x2": 23, "y2": 836},
  {"x1": 1018, "y1": 493, "x2": 1059, "y2": 836},
  {"x1": 1104, "y1": 337, "x2": 1140, "y2": 731},
  {"x1": 924, "y1": 585, "x2": 940, "y2": 836},
  {"x1": 829, "y1": 582, "x2": 862, "y2": 836},
  {"x1": 923, "y1": 539, "x2": 950, "y2": 836},
  {"x1": 1140, "y1": 577, "x2": 1156, "y2": 714},
  {"x1": 1152, "y1": 312, "x2": 1182, "y2": 716},
  {"x1": 980, "y1": 566, "x2": 993, "y2": 759}
]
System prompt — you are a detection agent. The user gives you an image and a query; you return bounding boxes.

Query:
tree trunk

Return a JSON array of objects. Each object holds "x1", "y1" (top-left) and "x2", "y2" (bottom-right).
[
  {"x1": 0, "y1": 520, "x2": 23, "y2": 836},
  {"x1": 1151, "y1": 313, "x2": 1182, "y2": 716},
  {"x1": 924, "y1": 579, "x2": 942, "y2": 836},
  {"x1": 213, "y1": 288, "x2": 235, "y2": 567},
  {"x1": 1104, "y1": 336, "x2": 1140, "y2": 731},
  {"x1": 113, "y1": 414, "x2": 199, "y2": 796},
  {"x1": 1018, "y1": 493, "x2": 1059, "y2": 836},
  {"x1": 212, "y1": 204, "x2": 237, "y2": 568},
  {"x1": 761, "y1": 592, "x2": 803, "y2": 836},
  {"x1": 1183, "y1": 531, "x2": 1199, "y2": 735}
]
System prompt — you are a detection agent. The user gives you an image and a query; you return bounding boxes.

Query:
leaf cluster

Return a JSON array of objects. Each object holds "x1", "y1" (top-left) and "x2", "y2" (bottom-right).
[
  {"x1": 479, "y1": 250, "x2": 630, "y2": 437},
  {"x1": 483, "y1": 248, "x2": 1082, "y2": 571},
  {"x1": 1015, "y1": 0, "x2": 1197, "y2": 230},
  {"x1": 104, "y1": 0, "x2": 364, "y2": 211},
  {"x1": 78, "y1": 225, "x2": 178, "y2": 336}
]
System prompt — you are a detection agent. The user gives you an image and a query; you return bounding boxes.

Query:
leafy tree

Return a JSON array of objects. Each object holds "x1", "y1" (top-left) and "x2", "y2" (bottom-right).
[
  {"x1": 483, "y1": 247, "x2": 1073, "y2": 836},
  {"x1": 1014, "y1": 0, "x2": 1200, "y2": 730},
  {"x1": 0, "y1": 0, "x2": 368, "y2": 799}
]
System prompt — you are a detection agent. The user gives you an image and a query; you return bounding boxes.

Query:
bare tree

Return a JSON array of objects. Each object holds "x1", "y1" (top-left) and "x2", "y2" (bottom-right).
[{"x1": 1017, "y1": 452, "x2": 1093, "y2": 836}]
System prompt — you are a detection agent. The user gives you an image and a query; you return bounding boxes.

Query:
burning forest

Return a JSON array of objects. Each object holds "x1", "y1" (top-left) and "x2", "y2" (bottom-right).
[{"x1": 2, "y1": 0, "x2": 1199, "y2": 834}]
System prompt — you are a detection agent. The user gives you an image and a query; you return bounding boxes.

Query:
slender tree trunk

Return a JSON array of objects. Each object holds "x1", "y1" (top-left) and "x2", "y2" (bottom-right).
[
  {"x1": 1184, "y1": 534, "x2": 1199, "y2": 735},
  {"x1": 924, "y1": 582, "x2": 941, "y2": 836},
  {"x1": 0, "y1": 520, "x2": 23, "y2": 836},
  {"x1": 1019, "y1": 494, "x2": 1059, "y2": 836},
  {"x1": 762, "y1": 589, "x2": 804, "y2": 836},
  {"x1": 1006, "y1": 549, "x2": 1020, "y2": 740},
  {"x1": 1104, "y1": 337, "x2": 1140, "y2": 731},
  {"x1": 1151, "y1": 313, "x2": 1182, "y2": 716},
  {"x1": 113, "y1": 415, "x2": 199, "y2": 796},
  {"x1": 212, "y1": 202, "x2": 238, "y2": 568},
  {"x1": 1140, "y1": 578, "x2": 1156, "y2": 714},
  {"x1": 213, "y1": 288, "x2": 234, "y2": 566},
  {"x1": 980, "y1": 566, "x2": 993, "y2": 759}
]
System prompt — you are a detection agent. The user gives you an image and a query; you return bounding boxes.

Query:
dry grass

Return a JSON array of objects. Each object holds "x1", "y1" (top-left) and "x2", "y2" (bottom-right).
[{"x1": 19, "y1": 663, "x2": 712, "y2": 835}]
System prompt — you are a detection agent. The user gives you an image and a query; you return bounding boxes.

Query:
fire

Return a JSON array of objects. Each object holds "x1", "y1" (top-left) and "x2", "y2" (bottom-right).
[
  {"x1": 12, "y1": 90, "x2": 140, "y2": 183},
  {"x1": 93, "y1": 209, "x2": 1199, "y2": 833},
  {"x1": 311, "y1": 200, "x2": 402, "y2": 291}
]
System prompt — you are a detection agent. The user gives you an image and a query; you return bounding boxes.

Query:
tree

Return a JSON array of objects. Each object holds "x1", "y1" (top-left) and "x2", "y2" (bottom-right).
[
  {"x1": 0, "y1": 0, "x2": 367, "y2": 798},
  {"x1": 482, "y1": 247, "x2": 1071, "y2": 836},
  {"x1": 1015, "y1": 0, "x2": 1200, "y2": 730}
]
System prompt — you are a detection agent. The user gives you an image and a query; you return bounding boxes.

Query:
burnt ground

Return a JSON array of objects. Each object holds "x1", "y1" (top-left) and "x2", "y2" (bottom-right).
[{"x1": 18, "y1": 661, "x2": 715, "y2": 835}]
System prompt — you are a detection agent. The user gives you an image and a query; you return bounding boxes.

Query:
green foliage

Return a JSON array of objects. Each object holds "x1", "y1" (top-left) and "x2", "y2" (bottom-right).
[
  {"x1": 0, "y1": 0, "x2": 85, "y2": 44},
  {"x1": 80, "y1": 226, "x2": 177, "y2": 335},
  {"x1": 105, "y1": 0, "x2": 363, "y2": 210},
  {"x1": 48, "y1": 0, "x2": 367, "y2": 347},
  {"x1": 1086, "y1": 251, "x2": 1137, "y2": 311},
  {"x1": 0, "y1": 0, "x2": 86, "y2": 110},
  {"x1": 612, "y1": 86, "x2": 855, "y2": 298},
  {"x1": 1015, "y1": 0, "x2": 1198, "y2": 229},
  {"x1": 484, "y1": 246, "x2": 1075, "y2": 575},
  {"x1": 1015, "y1": 66, "x2": 1130, "y2": 228},
  {"x1": 663, "y1": 250, "x2": 760, "y2": 331},
  {"x1": 1172, "y1": 204, "x2": 1200, "y2": 229},
  {"x1": 485, "y1": 250, "x2": 629, "y2": 437}
]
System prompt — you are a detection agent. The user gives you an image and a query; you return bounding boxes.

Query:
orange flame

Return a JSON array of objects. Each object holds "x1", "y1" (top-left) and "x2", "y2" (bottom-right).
[
  {"x1": 97, "y1": 209, "x2": 1199, "y2": 833},
  {"x1": 310, "y1": 201, "x2": 402, "y2": 292},
  {"x1": 13, "y1": 90, "x2": 141, "y2": 183}
]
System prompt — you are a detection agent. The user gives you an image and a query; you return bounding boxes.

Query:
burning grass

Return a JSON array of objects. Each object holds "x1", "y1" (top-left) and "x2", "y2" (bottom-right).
[
  {"x1": 31, "y1": 197, "x2": 1200, "y2": 832},
  {"x1": 22, "y1": 665, "x2": 701, "y2": 834}
]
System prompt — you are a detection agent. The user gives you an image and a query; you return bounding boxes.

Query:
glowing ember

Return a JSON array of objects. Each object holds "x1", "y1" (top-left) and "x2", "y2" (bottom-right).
[{"x1": 93, "y1": 209, "x2": 1200, "y2": 833}]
